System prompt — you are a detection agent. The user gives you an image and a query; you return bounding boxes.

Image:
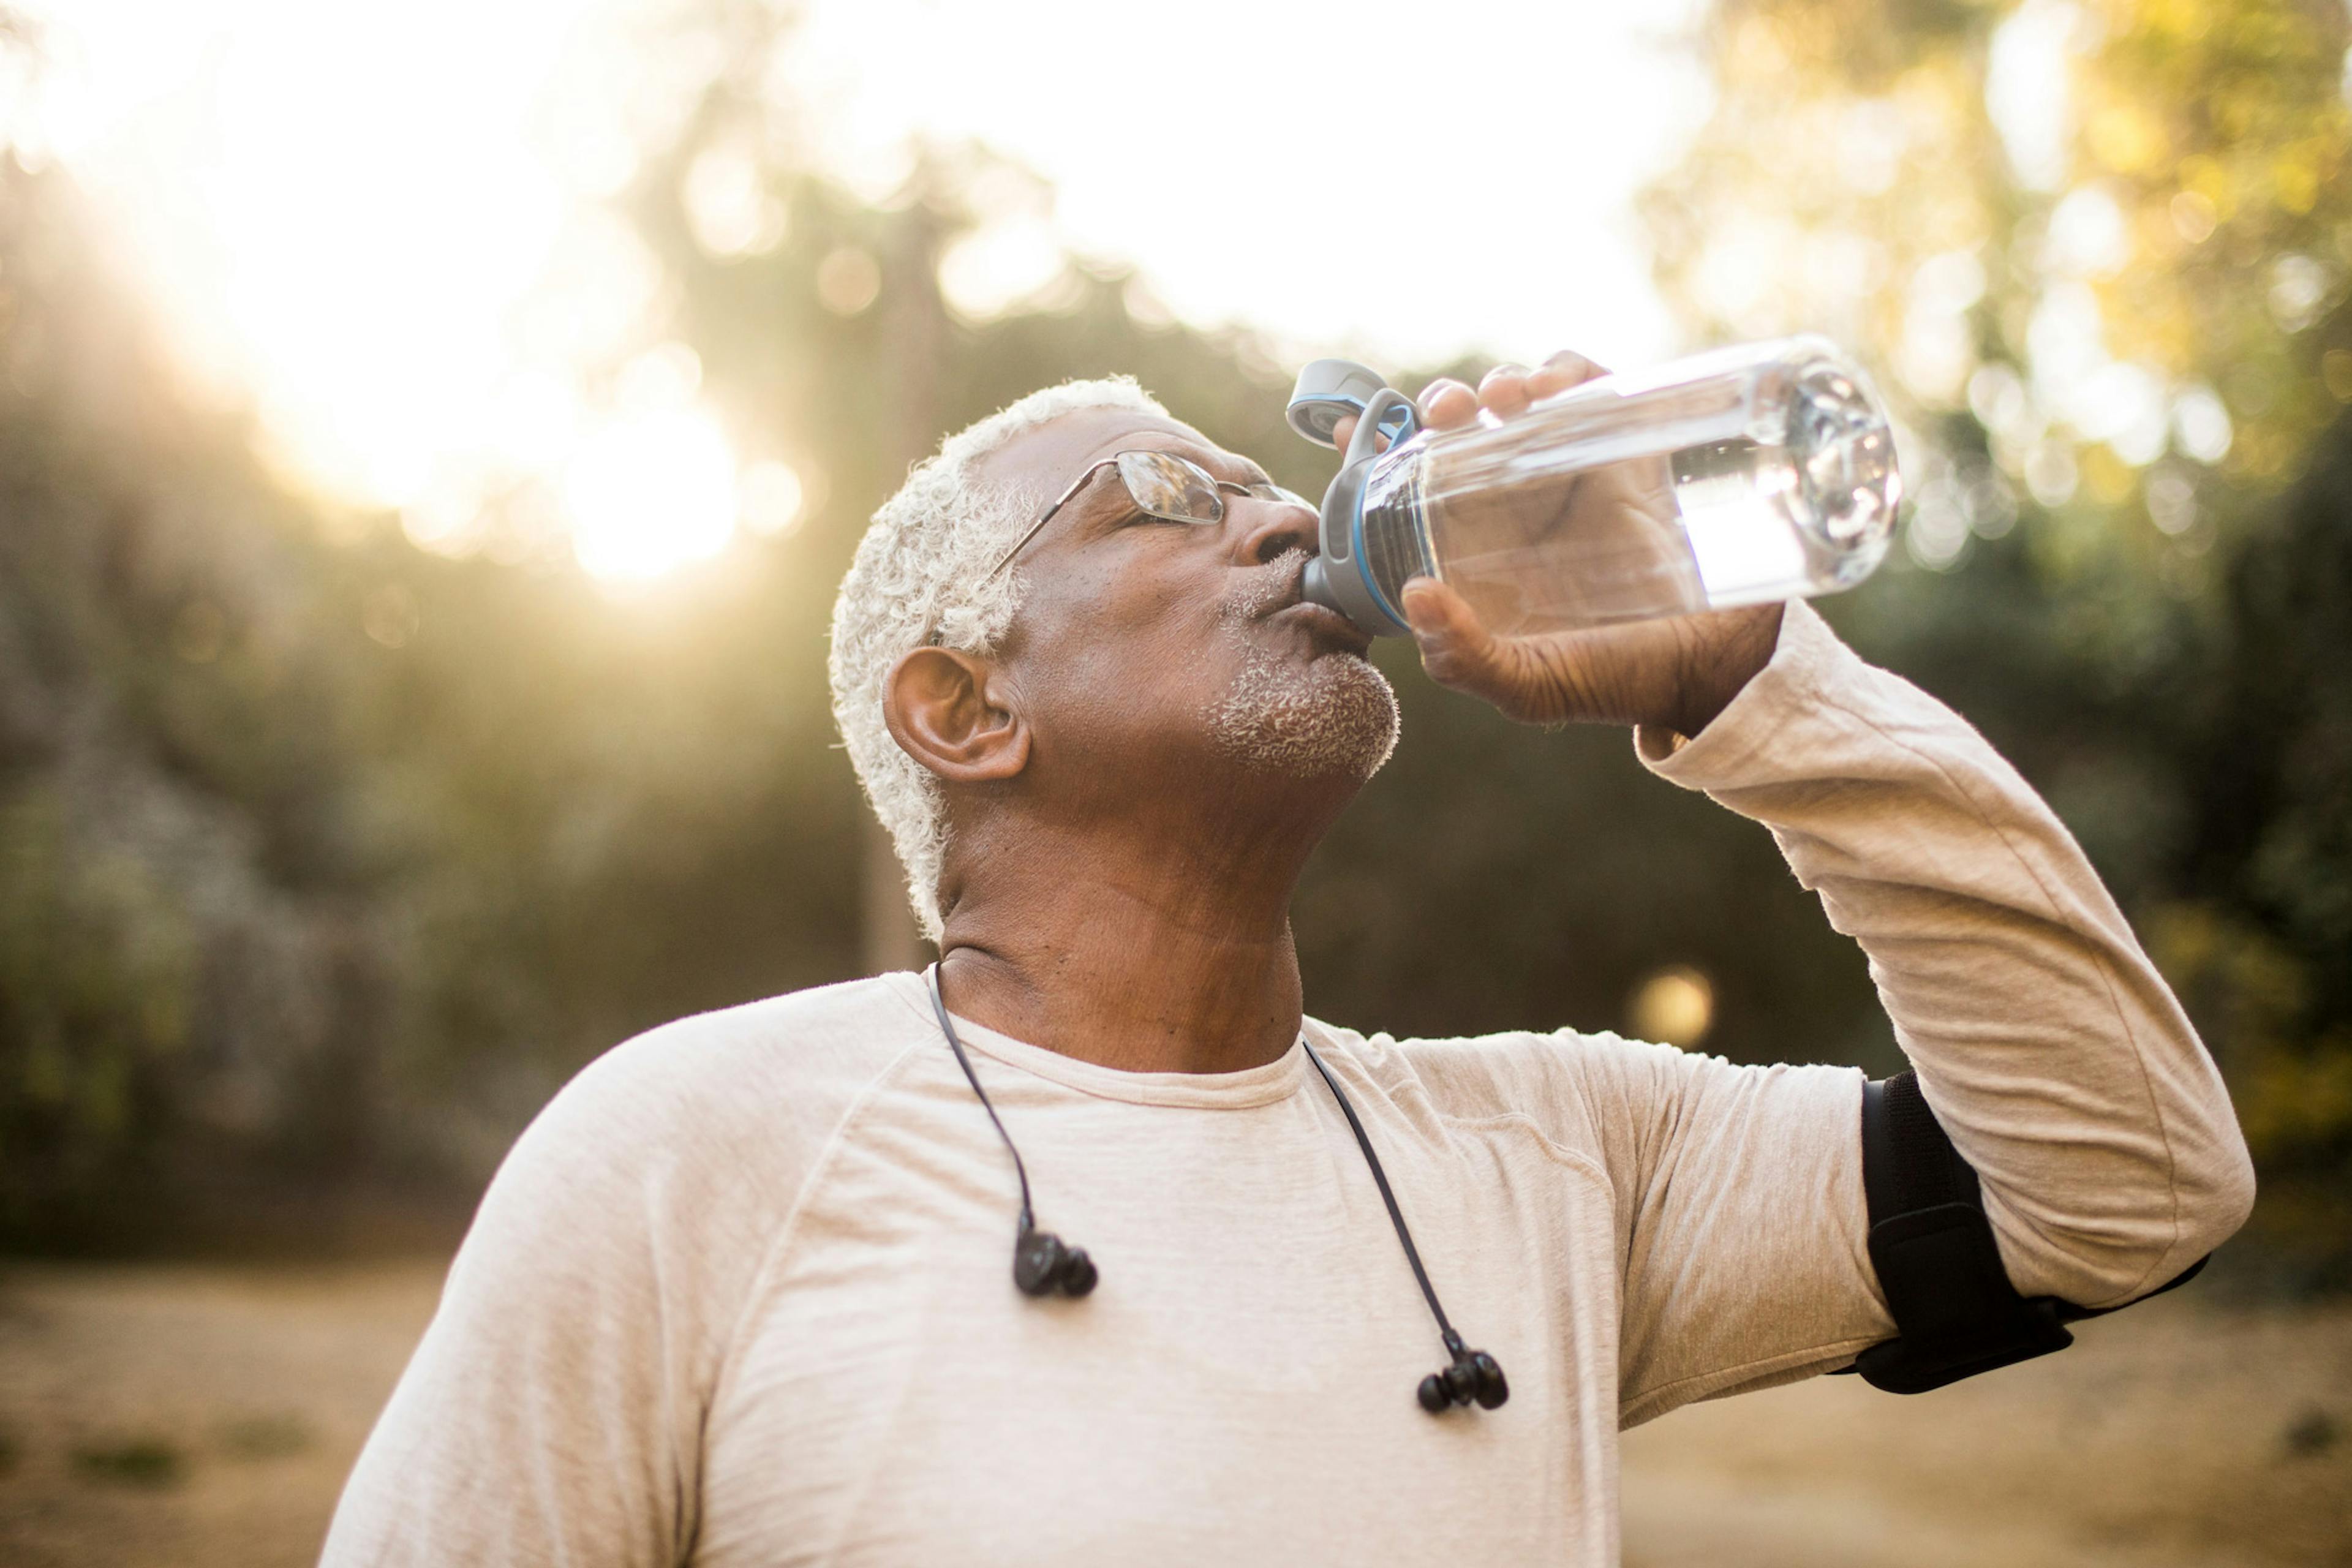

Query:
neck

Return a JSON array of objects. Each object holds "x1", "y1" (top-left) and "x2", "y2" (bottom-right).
[{"x1": 933, "y1": 783, "x2": 1339, "y2": 1075}]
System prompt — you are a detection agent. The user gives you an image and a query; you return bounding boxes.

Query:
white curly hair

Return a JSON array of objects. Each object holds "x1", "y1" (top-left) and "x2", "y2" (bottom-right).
[{"x1": 829, "y1": 376, "x2": 1172, "y2": 942}]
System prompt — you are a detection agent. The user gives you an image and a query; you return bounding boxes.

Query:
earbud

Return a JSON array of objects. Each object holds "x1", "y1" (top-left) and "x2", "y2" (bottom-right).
[
  {"x1": 1417, "y1": 1330, "x2": 1509, "y2": 1412},
  {"x1": 1013, "y1": 1224, "x2": 1098, "y2": 1298},
  {"x1": 929, "y1": 968, "x2": 1100, "y2": 1305}
]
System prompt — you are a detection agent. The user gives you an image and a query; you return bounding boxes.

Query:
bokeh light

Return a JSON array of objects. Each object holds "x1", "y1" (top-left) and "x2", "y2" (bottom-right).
[{"x1": 1629, "y1": 965, "x2": 1716, "y2": 1049}]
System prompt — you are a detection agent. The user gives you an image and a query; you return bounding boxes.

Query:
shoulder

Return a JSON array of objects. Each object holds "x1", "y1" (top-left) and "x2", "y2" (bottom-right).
[
  {"x1": 562, "y1": 971, "x2": 937, "y2": 1117},
  {"x1": 492, "y1": 973, "x2": 940, "y2": 1225},
  {"x1": 1304, "y1": 1016, "x2": 1862, "y2": 1216},
  {"x1": 327, "y1": 987, "x2": 946, "y2": 1557},
  {"x1": 1303, "y1": 1014, "x2": 1696, "y2": 1129}
]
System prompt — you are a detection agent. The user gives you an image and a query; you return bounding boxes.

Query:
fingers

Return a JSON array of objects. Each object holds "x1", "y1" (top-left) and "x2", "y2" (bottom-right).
[
  {"x1": 1324, "y1": 353, "x2": 1604, "y2": 451},
  {"x1": 1458, "y1": 352, "x2": 1611, "y2": 432},
  {"x1": 1478, "y1": 363, "x2": 1533, "y2": 418},
  {"x1": 1525, "y1": 349, "x2": 1610, "y2": 401},
  {"x1": 1417, "y1": 377, "x2": 1478, "y2": 431}
]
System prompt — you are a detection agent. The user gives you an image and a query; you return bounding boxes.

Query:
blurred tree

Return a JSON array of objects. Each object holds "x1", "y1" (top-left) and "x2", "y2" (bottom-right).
[
  {"x1": 11, "y1": 0, "x2": 2337, "y2": 1281},
  {"x1": 0, "y1": 142, "x2": 399, "y2": 1243},
  {"x1": 1645, "y1": 0, "x2": 2350, "y2": 539},
  {"x1": 0, "y1": 0, "x2": 1905, "y2": 1251}
]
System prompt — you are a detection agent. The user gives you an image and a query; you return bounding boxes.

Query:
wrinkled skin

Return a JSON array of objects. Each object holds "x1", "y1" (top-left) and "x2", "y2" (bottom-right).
[{"x1": 882, "y1": 353, "x2": 1781, "y2": 1076}]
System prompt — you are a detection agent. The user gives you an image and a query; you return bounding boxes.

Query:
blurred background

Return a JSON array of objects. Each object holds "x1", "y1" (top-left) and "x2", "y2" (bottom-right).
[{"x1": 0, "y1": 0, "x2": 2346, "y2": 1562}]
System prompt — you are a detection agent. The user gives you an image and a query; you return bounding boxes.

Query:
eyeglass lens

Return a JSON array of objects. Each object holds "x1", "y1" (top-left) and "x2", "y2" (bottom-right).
[
  {"x1": 1114, "y1": 450, "x2": 1226, "y2": 524},
  {"x1": 1112, "y1": 450, "x2": 1309, "y2": 524}
]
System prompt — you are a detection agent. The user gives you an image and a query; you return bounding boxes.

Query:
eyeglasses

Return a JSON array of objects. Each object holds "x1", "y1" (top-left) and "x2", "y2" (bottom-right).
[{"x1": 982, "y1": 450, "x2": 1310, "y2": 583}]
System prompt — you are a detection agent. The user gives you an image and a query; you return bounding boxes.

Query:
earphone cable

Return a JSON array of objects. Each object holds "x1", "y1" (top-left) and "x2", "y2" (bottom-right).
[
  {"x1": 928, "y1": 963, "x2": 1036, "y2": 1233},
  {"x1": 1300, "y1": 1038, "x2": 1457, "y2": 1344}
]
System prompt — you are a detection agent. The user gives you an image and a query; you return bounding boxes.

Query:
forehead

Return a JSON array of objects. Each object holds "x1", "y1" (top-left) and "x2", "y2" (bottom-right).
[{"x1": 974, "y1": 407, "x2": 1248, "y2": 505}]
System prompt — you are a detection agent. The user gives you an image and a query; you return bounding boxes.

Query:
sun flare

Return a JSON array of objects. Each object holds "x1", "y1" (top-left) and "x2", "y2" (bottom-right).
[
  {"x1": 562, "y1": 406, "x2": 741, "y2": 584},
  {"x1": 26, "y1": 0, "x2": 1701, "y2": 586}
]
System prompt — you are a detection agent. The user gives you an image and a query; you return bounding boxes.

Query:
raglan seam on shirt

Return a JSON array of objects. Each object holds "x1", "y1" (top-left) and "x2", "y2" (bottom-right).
[
  {"x1": 1435, "y1": 1109, "x2": 1616, "y2": 1193},
  {"x1": 706, "y1": 1034, "x2": 933, "y2": 1410},
  {"x1": 885, "y1": 968, "x2": 943, "y2": 1033},
  {"x1": 1811, "y1": 686, "x2": 2188, "y2": 1306},
  {"x1": 1329, "y1": 1040, "x2": 1622, "y2": 1216},
  {"x1": 1326, "y1": 1041, "x2": 1462, "y2": 1139},
  {"x1": 1619, "y1": 1332, "x2": 1883, "y2": 1424},
  {"x1": 1376, "y1": 1028, "x2": 1627, "y2": 1144}
]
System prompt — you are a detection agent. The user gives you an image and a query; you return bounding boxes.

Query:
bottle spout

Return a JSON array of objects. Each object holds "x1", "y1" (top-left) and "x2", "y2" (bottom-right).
[
  {"x1": 1301, "y1": 538, "x2": 1406, "y2": 639},
  {"x1": 1299, "y1": 555, "x2": 1345, "y2": 619}
]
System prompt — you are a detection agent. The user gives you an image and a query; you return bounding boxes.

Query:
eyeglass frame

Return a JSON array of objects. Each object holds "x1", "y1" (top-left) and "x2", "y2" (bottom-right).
[{"x1": 979, "y1": 449, "x2": 1310, "y2": 585}]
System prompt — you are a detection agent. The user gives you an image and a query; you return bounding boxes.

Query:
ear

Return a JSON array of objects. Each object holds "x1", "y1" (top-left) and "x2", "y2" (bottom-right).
[{"x1": 882, "y1": 646, "x2": 1031, "y2": 784}]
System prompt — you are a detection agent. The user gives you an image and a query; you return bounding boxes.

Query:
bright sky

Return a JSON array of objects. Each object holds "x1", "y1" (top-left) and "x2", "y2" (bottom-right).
[{"x1": 14, "y1": 0, "x2": 1711, "y2": 581}]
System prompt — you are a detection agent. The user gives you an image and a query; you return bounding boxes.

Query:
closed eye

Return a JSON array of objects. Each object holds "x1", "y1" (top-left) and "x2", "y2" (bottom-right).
[{"x1": 1115, "y1": 507, "x2": 1213, "y2": 532}]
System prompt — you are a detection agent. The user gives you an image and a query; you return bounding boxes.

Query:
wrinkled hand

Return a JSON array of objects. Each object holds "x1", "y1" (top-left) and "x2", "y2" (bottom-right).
[{"x1": 1332, "y1": 352, "x2": 1782, "y2": 737}]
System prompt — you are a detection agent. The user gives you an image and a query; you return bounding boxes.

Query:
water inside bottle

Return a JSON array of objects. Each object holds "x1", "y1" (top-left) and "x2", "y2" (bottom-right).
[{"x1": 1358, "y1": 357, "x2": 1897, "y2": 637}]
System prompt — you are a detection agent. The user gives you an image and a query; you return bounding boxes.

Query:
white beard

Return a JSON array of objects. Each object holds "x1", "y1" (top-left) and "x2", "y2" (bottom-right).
[
  {"x1": 1206, "y1": 644, "x2": 1401, "y2": 780},
  {"x1": 1203, "y1": 559, "x2": 1401, "y2": 780}
]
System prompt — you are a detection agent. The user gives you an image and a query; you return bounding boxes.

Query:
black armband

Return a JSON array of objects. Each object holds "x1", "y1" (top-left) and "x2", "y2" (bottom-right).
[{"x1": 1839, "y1": 1071, "x2": 2207, "y2": 1395}]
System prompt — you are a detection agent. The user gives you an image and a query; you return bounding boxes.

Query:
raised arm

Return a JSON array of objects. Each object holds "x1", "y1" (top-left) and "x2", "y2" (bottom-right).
[
  {"x1": 1384, "y1": 352, "x2": 2253, "y2": 1423},
  {"x1": 1632, "y1": 598, "x2": 2254, "y2": 1309}
]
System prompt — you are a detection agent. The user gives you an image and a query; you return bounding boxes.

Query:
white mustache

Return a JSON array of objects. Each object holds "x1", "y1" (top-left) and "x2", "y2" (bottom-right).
[{"x1": 1222, "y1": 548, "x2": 1310, "y2": 621}]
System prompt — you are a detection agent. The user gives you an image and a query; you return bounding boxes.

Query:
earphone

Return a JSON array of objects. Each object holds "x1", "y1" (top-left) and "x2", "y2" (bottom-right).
[
  {"x1": 1298, "y1": 1038, "x2": 1510, "y2": 1413},
  {"x1": 927, "y1": 965, "x2": 1507, "y2": 1412},
  {"x1": 929, "y1": 970, "x2": 1097, "y2": 1299}
]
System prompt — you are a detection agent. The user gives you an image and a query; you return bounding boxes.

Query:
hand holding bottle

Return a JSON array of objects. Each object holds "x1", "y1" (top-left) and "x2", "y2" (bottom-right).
[{"x1": 1332, "y1": 352, "x2": 1785, "y2": 739}]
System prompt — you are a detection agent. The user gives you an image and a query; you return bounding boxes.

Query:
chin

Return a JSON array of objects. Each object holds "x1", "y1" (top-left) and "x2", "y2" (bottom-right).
[{"x1": 1205, "y1": 647, "x2": 1401, "y2": 780}]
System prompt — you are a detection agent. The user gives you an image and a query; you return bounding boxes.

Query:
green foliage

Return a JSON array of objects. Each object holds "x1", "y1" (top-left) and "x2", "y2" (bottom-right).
[
  {"x1": 0, "y1": 789, "x2": 192, "y2": 1235},
  {"x1": 70, "y1": 1435, "x2": 184, "y2": 1488},
  {"x1": 0, "y1": 148, "x2": 869, "y2": 1243}
]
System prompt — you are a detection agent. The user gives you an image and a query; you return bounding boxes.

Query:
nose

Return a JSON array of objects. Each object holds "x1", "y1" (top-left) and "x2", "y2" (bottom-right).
[{"x1": 1233, "y1": 493, "x2": 1318, "y2": 567}]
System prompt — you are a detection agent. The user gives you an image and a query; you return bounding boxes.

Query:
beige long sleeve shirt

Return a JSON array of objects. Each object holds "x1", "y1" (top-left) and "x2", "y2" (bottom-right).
[{"x1": 321, "y1": 601, "x2": 2254, "y2": 1567}]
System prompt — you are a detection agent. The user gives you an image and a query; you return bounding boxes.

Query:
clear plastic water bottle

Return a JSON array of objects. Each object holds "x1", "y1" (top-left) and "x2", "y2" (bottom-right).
[{"x1": 1288, "y1": 336, "x2": 1901, "y2": 638}]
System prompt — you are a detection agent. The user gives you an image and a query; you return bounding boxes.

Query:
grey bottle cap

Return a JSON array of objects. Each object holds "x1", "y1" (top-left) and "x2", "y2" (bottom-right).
[
  {"x1": 1297, "y1": 383, "x2": 1418, "y2": 639},
  {"x1": 1286, "y1": 358, "x2": 1391, "y2": 448}
]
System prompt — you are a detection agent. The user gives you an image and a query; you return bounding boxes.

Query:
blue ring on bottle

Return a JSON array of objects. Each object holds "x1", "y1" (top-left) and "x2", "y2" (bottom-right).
[{"x1": 1348, "y1": 494, "x2": 1411, "y2": 635}]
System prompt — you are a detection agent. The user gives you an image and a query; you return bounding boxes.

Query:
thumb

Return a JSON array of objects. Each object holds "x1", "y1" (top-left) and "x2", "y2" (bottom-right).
[
  {"x1": 1326, "y1": 410, "x2": 1388, "y2": 455},
  {"x1": 1400, "y1": 578, "x2": 1516, "y2": 699}
]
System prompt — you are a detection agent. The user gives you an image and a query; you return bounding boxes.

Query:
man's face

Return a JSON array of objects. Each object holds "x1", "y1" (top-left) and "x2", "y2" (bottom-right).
[{"x1": 971, "y1": 408, "x2": 1399, "y2": 803}]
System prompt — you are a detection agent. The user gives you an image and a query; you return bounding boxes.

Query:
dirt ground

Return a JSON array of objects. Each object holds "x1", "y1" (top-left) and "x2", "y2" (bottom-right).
[
  {"x1": 1620, "y1": 1293, "x2": 2352, "y2": 1568},
  {"x1": 0, "y1": 1257, "x2": 2344, "y2": 1567}
]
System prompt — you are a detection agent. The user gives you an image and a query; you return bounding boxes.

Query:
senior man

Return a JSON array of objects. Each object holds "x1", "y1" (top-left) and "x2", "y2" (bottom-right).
[{"x1": 325, "y1": 353, "x2": 2254, "y2": 1566}]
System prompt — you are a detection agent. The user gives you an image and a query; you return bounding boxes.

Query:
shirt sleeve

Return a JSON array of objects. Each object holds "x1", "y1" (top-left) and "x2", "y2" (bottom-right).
[
  {"x1": 1603, "y1": 599, "x2": 2255, "y2": 1424},
  {"x1": 318, "y1": 1031, "x2": 780, "y2": 1568}
]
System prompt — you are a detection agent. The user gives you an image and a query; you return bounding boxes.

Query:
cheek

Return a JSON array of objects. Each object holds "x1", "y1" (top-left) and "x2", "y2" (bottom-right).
[{"x1": 1011, "y1": 570, "x2": 1248, "y2": 754}]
